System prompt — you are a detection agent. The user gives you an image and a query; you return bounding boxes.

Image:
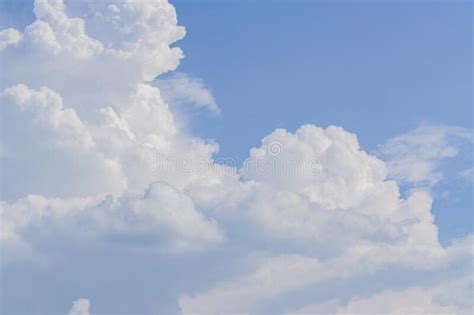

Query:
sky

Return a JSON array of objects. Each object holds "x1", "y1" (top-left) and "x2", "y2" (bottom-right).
[
  {"x1": 0, "y1": 0, "x2": 472, "y2": 314},
  {"x1": 169, "y1": 0, "x2": 473, "y2": 244},
  {"x1": 171, "y1": 0, "x2": 472, "y2": 157}
]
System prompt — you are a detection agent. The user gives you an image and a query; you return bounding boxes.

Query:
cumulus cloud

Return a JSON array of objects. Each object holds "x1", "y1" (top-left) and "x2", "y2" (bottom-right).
[
  {"x1": 180, "y1": 126, "x2": 470, "y2": 314},
  {"x1": 1, "y1": 182, "x2": 224, "y2": 263},
  {"x1": 1, "y1": 84, "x2": 127, "y2": 200},
  {"x1": 0, "y1": 0, "x2": 185, "y2": 118},
  {"x1": 1, "y1": 0, "x2": 472, "y2": 314}
]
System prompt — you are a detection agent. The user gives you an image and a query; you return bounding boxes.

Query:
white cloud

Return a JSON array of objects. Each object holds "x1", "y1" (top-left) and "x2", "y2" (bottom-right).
[
  {"x1": 1, "y1": 181, "x2": 224, "y2": 261},
  {"x1": 1, "y1": 84, "x2": 127, "y2": 200},
  {"x1": 378, "y1": 124, "x2": 473, "y2": 186},
  {"x1": 0, "y1": 28, "x2": 22, "y2": 50},
  {"x1": 69, "y1": 298, "x2": 90, "y2": 315},
  {"x1": 190, "y1": 125, "x2": 441, "y2": 255},
  {"x1": 180, "y1": 238, "x2": 471, "y2": 314},
  {"x1": 155, "y1": 72, "x2": 220, "y2": 113},
  {"x1": 338, "y1": 280, "x2": 471, "y2": 315},
  {"x1": 288, "y1": 275, "x2": 472, "y2": 314},
  {"x1": 0, "y1": 0, "x2": 472, "y2": 313},
  {"x1": 180, "y1": 125, "x2": 470, "y2": 314},
  {"x1": 1, "y1": 0, "x2": 185, "y2": 118},
  {"x1": 31, "y1": 0, "x2": 103, "y2": 58}
]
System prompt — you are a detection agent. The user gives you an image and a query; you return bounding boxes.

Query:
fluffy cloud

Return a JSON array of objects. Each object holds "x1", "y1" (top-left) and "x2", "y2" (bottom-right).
[
  {"x1": 1, "y1": 84, "x2": 127, "y2": 200},
  {"x1": 180, "y1": 125, "x2": 470, "y2": 314},
  {"x1": 189, "y1": 125, "x2": 441, "y2": 257},
  {"x1": 1, "y1": 0, "x2": 185, "y2": 118},
  {"x1": 0, "y1": 28, "x2": 22, "y2": 50},
  {"x1": 1, "y1": 181, "x2": 223, "y2": 263},
  {"x1": 69, "y1": 298, "x2": 90, "y2": 315},
  {"x1": 1, "y1": 0, "x2": 472, "y2": 314}
]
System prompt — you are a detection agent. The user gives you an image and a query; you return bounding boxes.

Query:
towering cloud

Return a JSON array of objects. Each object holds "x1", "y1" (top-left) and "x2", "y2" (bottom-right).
[{"x1": 0, "y1": 0, "x2": 471, "y2": 314}]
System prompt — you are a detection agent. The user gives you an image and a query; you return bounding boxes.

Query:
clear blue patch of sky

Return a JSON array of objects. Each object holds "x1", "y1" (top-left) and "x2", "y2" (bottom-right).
[{"x1": 171, "y1": 0, "x2": 472, "y2": 160}]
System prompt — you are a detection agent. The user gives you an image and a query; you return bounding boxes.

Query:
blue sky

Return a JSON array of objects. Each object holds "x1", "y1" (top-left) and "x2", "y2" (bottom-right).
[
  {"x1": 1, "y1": 0, "x2": 472, "y2": 313},
  {"x1": 171, "y1": 0, "x2": 472, "y2": 159}
]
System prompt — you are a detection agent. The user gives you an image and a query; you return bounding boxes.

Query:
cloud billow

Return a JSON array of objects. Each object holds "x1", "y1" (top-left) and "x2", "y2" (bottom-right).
[{"x1": 0, "y1": 0, "x2": 471, "y2": 314}]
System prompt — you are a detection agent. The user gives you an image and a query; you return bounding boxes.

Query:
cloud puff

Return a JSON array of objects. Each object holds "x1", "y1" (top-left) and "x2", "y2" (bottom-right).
[
  {"x1": 1, "y1": 84, "x2": 127, "y2": 201},
  {"x1": 69, "y1": 298, "x2": 90, "y2": 315},
  {"x1": 191, "y1": 125, "x2": 440, "y2": 256},
  {"x1": 155, "y1": 72, "x2": 220, "y2": 113},
  {"x1": 1, "y1": 0, "x2": 472, "y2": 314},
  {"x1": 0, "y1": 28, "x2": 22, "y2": 50},
  {"x1": 1, "y1": 0, "x2": 185, "y2": 118}
]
